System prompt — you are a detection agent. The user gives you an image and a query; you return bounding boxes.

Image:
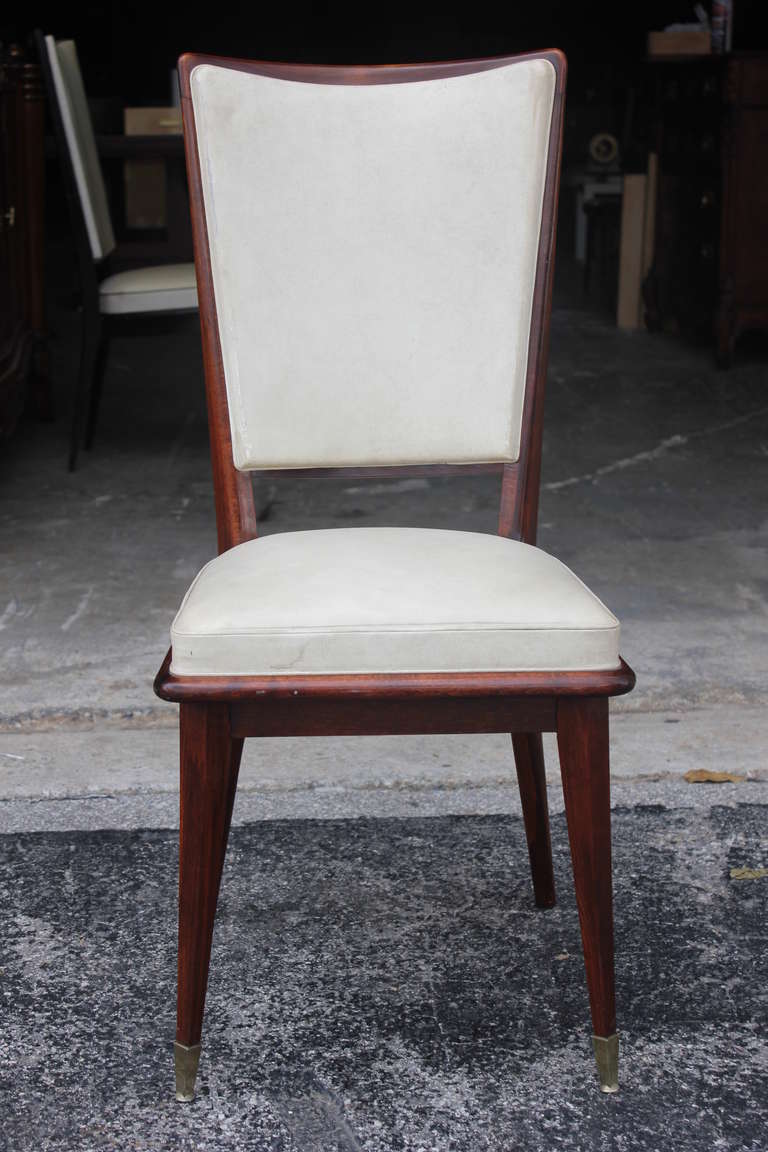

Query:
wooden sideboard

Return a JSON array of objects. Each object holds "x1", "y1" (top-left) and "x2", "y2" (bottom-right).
[
  {"x1": 644, "y1": 53, "x2": 768, "y2": 365},
  {"x1": 0, "y1": 40, "x2": 48, "y2": 441}
]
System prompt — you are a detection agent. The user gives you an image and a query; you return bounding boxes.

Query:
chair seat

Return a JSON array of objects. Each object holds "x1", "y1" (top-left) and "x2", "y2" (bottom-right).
[
  {"x1": 99, "y1": 263, "x2": 198, "y2": 315},
  {"x1": 170, "y1": 527, "x2": 620, "y2": 677}
]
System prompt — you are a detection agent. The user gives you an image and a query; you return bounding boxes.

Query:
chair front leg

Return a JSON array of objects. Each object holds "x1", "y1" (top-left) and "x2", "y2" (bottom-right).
[
  {"x1": 176, "y1": 701, "x2": 242, "y2": 1101},
  {"x1": 511, "y1": 732, "x2": 556, "y2": 908},
  {"x1": 556, "y1": 696, "x2": 618, "y2": 1092}
]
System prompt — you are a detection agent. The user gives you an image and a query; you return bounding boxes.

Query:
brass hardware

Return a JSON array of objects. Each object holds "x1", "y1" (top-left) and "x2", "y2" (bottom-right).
[
  {"x1": 2, "y1": 205, "x2": 15, "y2": 229},
  {"x1": 592, "y1": 1033, "x2": 619, "y2": 1093},
  {"x1": 174, "y1": 1041, "x2": 201, "y2": 1102}
]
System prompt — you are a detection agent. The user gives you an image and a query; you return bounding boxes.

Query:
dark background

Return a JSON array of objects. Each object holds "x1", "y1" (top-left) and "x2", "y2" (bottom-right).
[
  {"x1": 8, "y1": 1, "x2": 768, "y2": 106},
  {"x1": 6, "y1": 0, "x2": 768, "y2": 281}
]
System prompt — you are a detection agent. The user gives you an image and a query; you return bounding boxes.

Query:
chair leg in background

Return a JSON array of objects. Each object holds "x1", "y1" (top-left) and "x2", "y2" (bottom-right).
[
  {"x1": 83, "y1": 319, "x2": 109, "y2": 451},
  {"x1": 69, "y1": 303, "x2": 101, "y2": 471},
  {"x1": 556, "y1": 696, "x2": 618, "y2": 1093},
  {"x1": 512, "y1": 732, "x2": 556, "y2": 908},
  {"x1": 176, "y1": 702, "x2": 242, "y2": 1102}
]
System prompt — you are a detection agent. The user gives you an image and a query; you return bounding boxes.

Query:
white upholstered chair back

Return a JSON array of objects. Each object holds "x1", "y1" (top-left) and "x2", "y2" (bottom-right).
[
  {"x1": 188, "y1": 58, "x2": 557, "y2": 471},
  {"x1": 45, "y1": 36, "x2": 116, "y2": 261}
]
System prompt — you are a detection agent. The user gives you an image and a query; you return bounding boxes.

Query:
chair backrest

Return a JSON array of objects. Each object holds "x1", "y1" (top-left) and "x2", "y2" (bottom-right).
[
  {"x1": 179, "y1": 53, "x2": 565, "y2": 551},
  {"x1": 43, "y1": 35, "x2": 115, "y2": 261}
]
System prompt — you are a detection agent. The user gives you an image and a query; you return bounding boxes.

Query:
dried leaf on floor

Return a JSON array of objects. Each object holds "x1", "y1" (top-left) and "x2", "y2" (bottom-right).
[
  {"x1": 683, "y1": 769, "x2": 746, "y2": 784},
  {"x1": 729, "y1": 867, "x2": 768, "y2": 882}
]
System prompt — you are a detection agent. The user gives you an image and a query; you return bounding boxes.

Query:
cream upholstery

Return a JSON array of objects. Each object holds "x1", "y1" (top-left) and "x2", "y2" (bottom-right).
[
  {"x1": 189, "y1": 60, "x2": 556, "y2": 470},
  {"x1": 99, "y1": 264, "x2": 198, "y2": 314},
  {"x1": 170, "y1": 528, "x2": 619, "y2": 676},
  {"x1": 45, "y1": 37, "x2": 115, "y2": 261}
]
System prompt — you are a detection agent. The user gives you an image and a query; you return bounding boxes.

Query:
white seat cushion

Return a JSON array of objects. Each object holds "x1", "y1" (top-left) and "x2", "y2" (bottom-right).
[
  {"x1": 99, "y1": 263, "x2": 198, "y2": 315},
  {"x1": 170, "y1": 528, "x2": 620, "y2": 676}
]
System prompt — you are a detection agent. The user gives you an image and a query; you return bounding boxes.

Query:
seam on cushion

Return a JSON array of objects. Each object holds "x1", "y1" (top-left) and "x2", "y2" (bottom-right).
[
  {"x1": 172, "y1": 622, "x2": 620, "y2": 638},
  {"x1": 169, "y1": 657, "x2": 624, "y2": 675}
]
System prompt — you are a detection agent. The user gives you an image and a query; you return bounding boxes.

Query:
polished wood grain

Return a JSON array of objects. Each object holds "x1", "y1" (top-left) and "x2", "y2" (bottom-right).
[
  {"x1": 557, "y1": 697, "x2": 616, "y2": 1038},
  {"x1": 230, "y1": 695, "x2": 557, "y2": 738},
  {"x1": 155, "y1": 650, "x2": 635, "y2": 703},
  {"x1": 179, "y1": 68, "x2": 257, "y2": 553},
  {"x1": 178, "y1": 51, "x2": 566, "y2": 93},
  {"x1": 512, "y1": 732, "x2": 556, "y2": 908},
  {"x1": 177, "y1": 702, "x2": 242, "y2": 1049},
  {"x1": 498, "y1": 54, "x2": 565, "y2": 544}
]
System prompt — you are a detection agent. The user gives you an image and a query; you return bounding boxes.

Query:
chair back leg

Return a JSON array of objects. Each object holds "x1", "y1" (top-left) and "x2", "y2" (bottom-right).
[
  {"x1": 512, "y1": 732, "x2": 556, "y2": 908},
  {"x1": 557, "y1": 696, "x2": 618, "y2": 1092},
  {"x1": 176, "y1": 701, "x2": 242, "y2": 1100},
  {"x1": 69, "y1": 302, "x2": 101, "y2": 470},
  {"x1": 83, "y1": 319, "x2": 109, "y2": 451}
]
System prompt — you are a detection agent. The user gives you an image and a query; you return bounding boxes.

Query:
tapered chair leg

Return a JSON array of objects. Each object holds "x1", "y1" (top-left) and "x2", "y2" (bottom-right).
[
  {"x1": 69, "y1": 304, "x2": 101, "y2": 471},
  {"x1": 176, "y1": 702, "x2": 242, "y2": 1102},
  {"x1": 557, "y1": 697, "x2": 618, "y2": 1093},
  {"x1": 512, "y1": 732, "x2": 556, "y2": 907}
]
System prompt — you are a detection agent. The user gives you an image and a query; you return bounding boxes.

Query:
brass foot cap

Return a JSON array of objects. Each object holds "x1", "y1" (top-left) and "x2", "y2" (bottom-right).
[
  {"x1": 174, "y1": 1041, "x2": 201, "y2": 1102},
  {"x1": 592, "y1": 1033, "x2": 619, "y2": 1093}
]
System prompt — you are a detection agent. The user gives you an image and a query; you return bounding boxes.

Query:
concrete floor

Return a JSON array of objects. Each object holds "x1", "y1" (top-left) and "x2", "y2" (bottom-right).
[
  {"x1": 3, "y1": 806, "x2": 766, "y2": 1151},
  {"x1": 1, "y1": 276, "x2": 767, "y2": 1147}
]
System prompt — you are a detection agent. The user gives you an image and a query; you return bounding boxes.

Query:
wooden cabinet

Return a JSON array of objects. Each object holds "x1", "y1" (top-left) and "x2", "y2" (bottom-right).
[
  {"x1": 0, "y1": 41, "x2": 47, "y2": 440},
  {"x1": 644, "y1": 53, "x2": 768, "y2": 364},
  {"x1": 717, "y1": 55, "x2": 768, "y2": 364}
]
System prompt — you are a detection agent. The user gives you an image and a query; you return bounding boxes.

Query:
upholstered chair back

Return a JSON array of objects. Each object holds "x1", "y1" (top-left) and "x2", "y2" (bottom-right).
[
  {"x1": 188, "y1": 58, "x2": 558, "y2": 471},
  {"x1": 44, "y1": 36, "x2": 116, "y2": 261}
]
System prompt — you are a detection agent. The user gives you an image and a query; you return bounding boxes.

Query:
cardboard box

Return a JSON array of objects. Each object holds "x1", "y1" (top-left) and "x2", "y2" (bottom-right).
[
  {"x1": 647, "y1": 29, "x2": 711, "y2": 56},
  {"x1": 123, "y1": 107, "x2": 182, "y2": 230}
]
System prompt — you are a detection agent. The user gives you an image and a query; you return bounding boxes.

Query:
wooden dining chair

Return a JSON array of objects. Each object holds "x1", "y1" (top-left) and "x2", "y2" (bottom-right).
[
  {"x1": 36, "y1": 32, "x2": 198, "y2": 470},
  {"x1": 154, "y1": 49, "x2": 636, "y2": 1102}
]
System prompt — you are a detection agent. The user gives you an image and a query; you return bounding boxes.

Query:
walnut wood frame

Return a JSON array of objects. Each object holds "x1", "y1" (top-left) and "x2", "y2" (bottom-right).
[{"x1": 156, "y1": 49, "x2": 636, "y2": 1099}]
